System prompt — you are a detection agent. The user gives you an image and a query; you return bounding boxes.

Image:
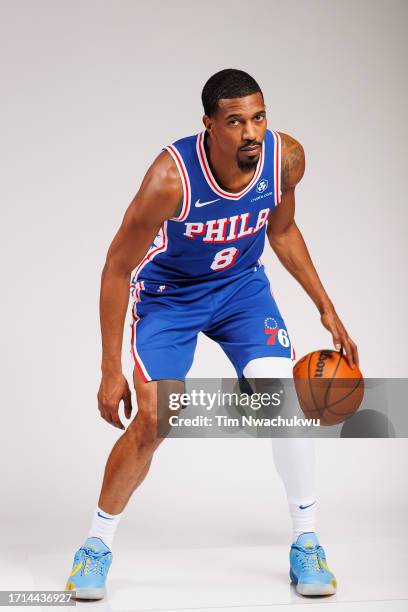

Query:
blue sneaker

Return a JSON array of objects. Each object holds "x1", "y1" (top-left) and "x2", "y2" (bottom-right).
[
  {"x1": 65, "y1": 537, "x2": 112, "y2": 600},
  {"x1": 290, "y1": 533, "x2": 337, "y2": 596}
]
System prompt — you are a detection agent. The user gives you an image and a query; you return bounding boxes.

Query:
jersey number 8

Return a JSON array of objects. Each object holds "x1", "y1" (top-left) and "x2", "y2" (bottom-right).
[{"x1": 210, "y1": 247, "x2": 239, "y2": 271}]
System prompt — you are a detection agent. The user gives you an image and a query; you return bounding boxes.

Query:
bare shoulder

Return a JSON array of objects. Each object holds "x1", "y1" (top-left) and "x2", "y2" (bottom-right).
[
  {"x1": 141, "y1": 149, "x2": 183, "y2": 200},
  {"x1": 135, "y1": 149, "x2": 183, "y2": 221},
  {"x1": 277, "y1": 131, "x2": 305, "y2": 190}
]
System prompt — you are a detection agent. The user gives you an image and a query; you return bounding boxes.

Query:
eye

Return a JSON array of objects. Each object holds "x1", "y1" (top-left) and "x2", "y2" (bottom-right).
[
  {"x1": 228, "y1": 119, "x2": 239, "y2": 126},
  {"x1": 255, "y1": 114, "x2": 265, "y2": 122}
]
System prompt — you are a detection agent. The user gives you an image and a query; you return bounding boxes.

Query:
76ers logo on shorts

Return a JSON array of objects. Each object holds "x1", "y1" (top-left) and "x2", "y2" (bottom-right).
[{"x1": 264, "y1": 317, "x2": 290, "y2": 347}]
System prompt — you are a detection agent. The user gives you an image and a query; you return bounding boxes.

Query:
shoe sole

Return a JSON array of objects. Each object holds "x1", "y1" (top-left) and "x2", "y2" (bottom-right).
[
  {"x1": 296, "y1": 582, "x2": 336, "y2": 596},
  {"x1": 290, "y1": 569, "x2": 337, "y2": 596},
  {"x1": 70, "y1": 588, "x2": 105, "y2": 600}
]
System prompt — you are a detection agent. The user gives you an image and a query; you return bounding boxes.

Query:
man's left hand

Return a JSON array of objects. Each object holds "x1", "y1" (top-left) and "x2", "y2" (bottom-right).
[{"x1": 320, "y1": 307, "x2": 359, "y2": 369}]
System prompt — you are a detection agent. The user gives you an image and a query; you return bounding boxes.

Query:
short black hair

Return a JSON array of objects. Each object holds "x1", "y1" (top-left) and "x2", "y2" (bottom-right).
[{"x1": 202, "y1": 69, "x2": 263, "y2": 117}]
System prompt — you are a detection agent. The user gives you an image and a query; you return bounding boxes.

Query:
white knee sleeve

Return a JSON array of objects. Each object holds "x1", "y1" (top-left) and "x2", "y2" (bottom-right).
[{"x1": 243, "y1": 356, "x2": 294, "y2": 379}]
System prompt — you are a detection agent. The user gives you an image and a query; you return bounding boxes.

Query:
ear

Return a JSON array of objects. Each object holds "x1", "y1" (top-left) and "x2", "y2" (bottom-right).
[{"x1": 202, "y1": 114, "x2": 213, "y2": 133}]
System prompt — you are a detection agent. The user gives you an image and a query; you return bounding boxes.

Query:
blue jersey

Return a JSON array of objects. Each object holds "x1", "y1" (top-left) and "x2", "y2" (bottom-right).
[{"x1": 130, "y1": 128, "x2": 282, "y2": 291}]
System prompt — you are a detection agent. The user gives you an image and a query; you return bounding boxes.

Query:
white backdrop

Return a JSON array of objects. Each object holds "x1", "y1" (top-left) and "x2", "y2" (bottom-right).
[{"x1": 0, "y1": 0, "x2": 407, "y2": 554}]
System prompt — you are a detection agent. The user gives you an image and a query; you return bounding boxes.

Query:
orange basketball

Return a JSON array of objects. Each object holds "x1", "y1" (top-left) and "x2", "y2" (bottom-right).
[{"x1": 293, "y1": 349, "x2": 364, "y2": 426}]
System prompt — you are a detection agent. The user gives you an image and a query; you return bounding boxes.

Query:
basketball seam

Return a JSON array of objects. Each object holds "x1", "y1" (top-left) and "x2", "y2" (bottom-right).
[
  {"x1": 322, "y1": 349, "x2": 342, "y2": 411},
  {"x1": 325, "y1": 376, "x2": 364, "y2": 414},
  {"x1": 307, "y1": 351, "x2": 324, "y2": 420}
]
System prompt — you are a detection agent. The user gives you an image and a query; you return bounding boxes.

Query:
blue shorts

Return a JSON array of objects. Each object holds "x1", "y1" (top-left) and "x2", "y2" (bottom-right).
[{"x1": 130, "y1": 265, "x2": 295, "y2": 381}]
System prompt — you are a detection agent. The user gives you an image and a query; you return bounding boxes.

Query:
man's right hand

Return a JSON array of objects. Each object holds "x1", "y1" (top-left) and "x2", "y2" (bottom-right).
[{"x1": 97, "y1": 372, "x2": 133, "y2": 429}]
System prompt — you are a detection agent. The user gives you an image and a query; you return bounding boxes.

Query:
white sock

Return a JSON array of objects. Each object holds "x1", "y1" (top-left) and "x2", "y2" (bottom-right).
[
  {"x1": 87, "y1": 506, "x2": 123, "y2": 550},
  {"x1": 289, "y1": 499, "x2": 317, "y2": 542}
]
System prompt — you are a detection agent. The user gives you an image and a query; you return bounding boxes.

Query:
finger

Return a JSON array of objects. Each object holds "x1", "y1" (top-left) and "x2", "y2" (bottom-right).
[
  {"x1": 98, "y1": 400, "x2": 123, "y2": 429},
  {"x1": 108, "y1": 408, "x2": 125, "y2": 430},
  {"x1": 332, "y1": 331, "x2": 342, "y2": 352},
  {"x1": 100, "y1": 410, "x2": 111, "y2": 425},
  {"x1": 97, "y1": 395, "x2": 104, "y2": 413},
  {"x1": 98, "y1": 400, "x2": 108, "y2": 419},
  {"x1": 123, "y1": 389, "x2": 133, "y2": 420},
  {"x1": 98, "y1": 396, "x2": 111, "y2": 417},
  {"x1": 113, "y1": 422, "x2": 125, "y2": 430},
  {"x1": 342, "y1": 338, "x2": 354, "y2": 369},
  {"x1": 102, "y1": 400, "x2": 122, "y2": 429},
  {"x1": 350, "y1": 341, "x2": 359, "y2": 368}
]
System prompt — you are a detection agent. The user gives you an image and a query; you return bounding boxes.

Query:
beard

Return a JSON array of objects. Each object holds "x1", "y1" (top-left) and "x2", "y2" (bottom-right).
[{"x1": 236, "y1": 153, "x2": 260, "y2": 173}]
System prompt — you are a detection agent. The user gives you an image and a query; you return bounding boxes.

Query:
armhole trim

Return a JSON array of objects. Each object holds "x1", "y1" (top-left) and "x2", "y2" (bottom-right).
[
  {"x1": 271, "y1": 130, "x2": 282, "y2": 206},
  {"x1": 162, "y1": 145, "x2": 191, "y2": 221}
]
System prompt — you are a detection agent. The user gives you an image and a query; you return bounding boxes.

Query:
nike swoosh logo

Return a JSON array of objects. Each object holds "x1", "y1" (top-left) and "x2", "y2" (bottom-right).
[
  {"x1": 97, "y1": 511, "x2": 114, "y2": 520},
  {"x1": 195, "y1": 198, "x2": 221, "y2": 207},
  {"x1": 299, "y1": 501, "x2": 316, "y2": 510}
]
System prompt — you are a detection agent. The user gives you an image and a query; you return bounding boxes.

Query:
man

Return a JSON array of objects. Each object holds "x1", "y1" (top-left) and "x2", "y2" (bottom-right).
[{"x1": 65, "y1": 69, "x2": 358, "y2": 600}]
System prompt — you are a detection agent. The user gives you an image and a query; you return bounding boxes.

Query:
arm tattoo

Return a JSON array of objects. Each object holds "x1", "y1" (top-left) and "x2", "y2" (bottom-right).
[{"x1": 281, "y1": 134, "x2": 304, "y2": 191}]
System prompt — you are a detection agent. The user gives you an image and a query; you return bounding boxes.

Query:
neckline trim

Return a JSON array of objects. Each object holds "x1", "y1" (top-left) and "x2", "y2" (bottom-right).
[{"x1": 196, "y1": 131, "x2": 265, "y2": 200}]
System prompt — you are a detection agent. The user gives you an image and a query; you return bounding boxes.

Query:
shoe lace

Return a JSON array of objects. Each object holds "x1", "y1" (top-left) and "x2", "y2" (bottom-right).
[
  {"x1": 80, "y1": 547, "x2": 109, "y2": 576},
  {"x1": 294, "y1": 545, "x2": 322, "y2": 572}
]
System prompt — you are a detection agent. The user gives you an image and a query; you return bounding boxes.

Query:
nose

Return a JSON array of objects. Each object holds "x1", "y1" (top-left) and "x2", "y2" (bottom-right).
[{"x1": 242, "y1": 120, "x2": 257, "y2": 142}]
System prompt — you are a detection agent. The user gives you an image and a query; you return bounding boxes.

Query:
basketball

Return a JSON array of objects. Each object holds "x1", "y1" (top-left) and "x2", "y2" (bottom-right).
[{"x1": 293, "y1": 349, "x2": 364, "y2": 426}]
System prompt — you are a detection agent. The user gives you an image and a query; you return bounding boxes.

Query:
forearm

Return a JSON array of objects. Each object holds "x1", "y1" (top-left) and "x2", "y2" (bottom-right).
[
  {"x1": 268, "y1": 222, "x2": 333, "y2": 314},
  {"x1": 99, "y1": 263, "x2": 131, "y2": 374}
]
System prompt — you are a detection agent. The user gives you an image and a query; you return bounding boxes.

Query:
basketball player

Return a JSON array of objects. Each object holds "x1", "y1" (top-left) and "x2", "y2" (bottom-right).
[{"x1": 65, "y1": 69, "x2": 359, "y2": 599}]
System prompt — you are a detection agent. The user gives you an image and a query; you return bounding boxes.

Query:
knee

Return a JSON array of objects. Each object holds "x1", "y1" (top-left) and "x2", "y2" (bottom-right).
[{"x1": 126, "y1": 404, "x2": 163, "y2": 449}]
